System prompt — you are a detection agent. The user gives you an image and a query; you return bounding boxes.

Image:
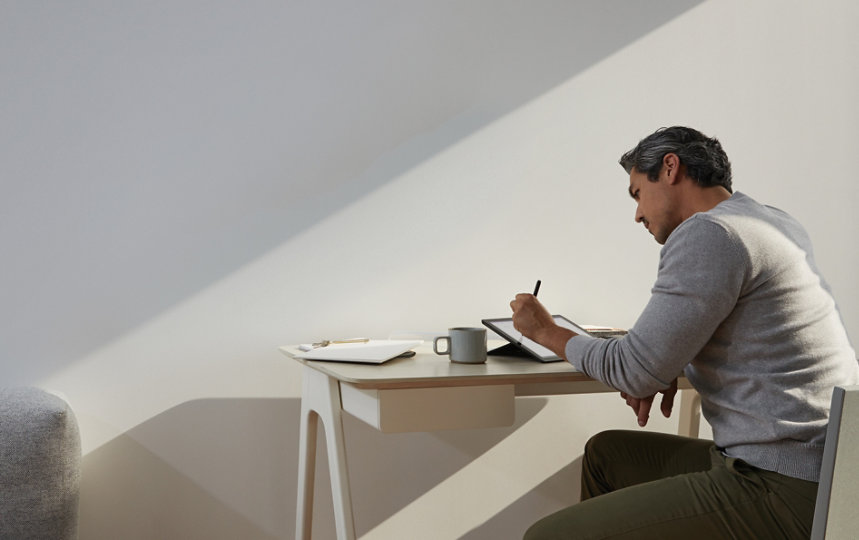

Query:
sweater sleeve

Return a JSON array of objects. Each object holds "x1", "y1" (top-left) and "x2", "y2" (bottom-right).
[{"x1": 566, "y1": 217, "x2": 748, "y2": 397}]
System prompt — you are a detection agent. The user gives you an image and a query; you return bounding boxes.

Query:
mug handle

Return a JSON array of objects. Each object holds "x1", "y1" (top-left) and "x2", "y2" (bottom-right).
[{"x1": 433, "y1": 336, "x2": 450, "y2": 355}]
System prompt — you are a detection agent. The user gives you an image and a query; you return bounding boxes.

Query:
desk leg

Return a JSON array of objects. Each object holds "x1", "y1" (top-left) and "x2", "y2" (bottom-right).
[
  {"x1": 296, "y1": 366, "x2": 356, "y2": 540},
  {"x1": 677, "y1": 388, "x2": 702, "y2": 438},
  {"x1": 296, "y1": 375, "x2": 318, "y2": 539}
]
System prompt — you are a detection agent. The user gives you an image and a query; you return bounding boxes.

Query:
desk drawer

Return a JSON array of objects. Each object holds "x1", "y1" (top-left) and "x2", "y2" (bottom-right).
[{"x1": 340, "y1": 384, "x2": 515, "y2": 433}]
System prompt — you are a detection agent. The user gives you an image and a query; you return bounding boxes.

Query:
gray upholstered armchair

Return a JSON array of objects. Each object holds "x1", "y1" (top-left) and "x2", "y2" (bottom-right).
[{"x1": 0, "y1": 387, "x2": 81, "y2": 539}]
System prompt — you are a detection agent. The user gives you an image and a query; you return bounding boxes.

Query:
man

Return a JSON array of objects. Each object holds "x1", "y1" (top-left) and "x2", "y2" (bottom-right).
[{"x1": 511, "y1": 126, "x2": 858, "y2": 539}]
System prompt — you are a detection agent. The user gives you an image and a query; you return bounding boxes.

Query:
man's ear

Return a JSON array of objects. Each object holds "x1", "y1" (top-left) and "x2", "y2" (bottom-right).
[{"x1": 662, "y1": 153, "x2": 682, "y2": 185}]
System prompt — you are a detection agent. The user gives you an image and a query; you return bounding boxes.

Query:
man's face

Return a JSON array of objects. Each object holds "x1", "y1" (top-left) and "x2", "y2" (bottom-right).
[{"x1": 628, "y1": 167, "x2": 681, "y2": 245}]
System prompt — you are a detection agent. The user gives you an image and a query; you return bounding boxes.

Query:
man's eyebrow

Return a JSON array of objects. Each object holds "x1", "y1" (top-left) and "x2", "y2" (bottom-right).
[{"x1": 628, "y1": 185, "x2": 636, "y2": 199}]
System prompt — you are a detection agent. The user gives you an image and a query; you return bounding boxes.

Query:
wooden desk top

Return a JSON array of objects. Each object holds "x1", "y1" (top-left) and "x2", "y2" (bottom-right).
[
  {"x1": 280, "y1": 343, "x2": 590, "y2": 388},
  {"x1": 280, "y1": 344, "x2": 690, "y2": 391}
]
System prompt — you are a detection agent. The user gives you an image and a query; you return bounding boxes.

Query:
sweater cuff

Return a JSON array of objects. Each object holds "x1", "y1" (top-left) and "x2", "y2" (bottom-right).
[{"x1": 564, "y1": 333, "x2": 599, "y2": 373}]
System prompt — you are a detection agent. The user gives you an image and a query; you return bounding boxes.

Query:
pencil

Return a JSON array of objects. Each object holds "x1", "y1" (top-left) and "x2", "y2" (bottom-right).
[{"x1": 533, "y1": 279, "x2": 541, "y2": 297}]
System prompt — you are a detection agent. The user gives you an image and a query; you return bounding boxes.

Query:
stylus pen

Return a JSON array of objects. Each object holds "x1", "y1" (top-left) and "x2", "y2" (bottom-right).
[{"x1": 533, "y1": 279, "x2": 541, "y2": 297}]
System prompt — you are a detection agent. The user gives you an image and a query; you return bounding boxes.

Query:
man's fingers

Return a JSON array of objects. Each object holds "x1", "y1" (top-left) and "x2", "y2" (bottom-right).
[
  {"x1": 637, "y1": 397, "x2": 654, "y2": 427},
  {"x1": 623, "y1": 394, "x2": 637, "y2": 410},
  {"x1": 620, "y1": 391, "x2": 660, "y2": 426},
  {"x1": 661, "y1": 389, "x2": 676, "y2": 418},
  {"x1": 660, "y1": 379, "x2": 678, "y2": 418}
]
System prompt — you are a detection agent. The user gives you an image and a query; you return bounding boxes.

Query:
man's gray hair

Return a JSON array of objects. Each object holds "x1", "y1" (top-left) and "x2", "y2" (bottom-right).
[{"x1": 619, "y1": 126, "x2": 733, "y2": 193}]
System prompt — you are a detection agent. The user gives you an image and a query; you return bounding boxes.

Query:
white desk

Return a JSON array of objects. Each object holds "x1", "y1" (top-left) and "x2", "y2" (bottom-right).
[{"x1": 282, "y1": 345, "x2": 701, "y2": 540}]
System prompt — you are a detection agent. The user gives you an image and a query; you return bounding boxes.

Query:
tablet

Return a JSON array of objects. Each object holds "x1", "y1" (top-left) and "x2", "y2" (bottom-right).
[{"x1": 482, "y1": 315, "x2": 592, "y2": 362}]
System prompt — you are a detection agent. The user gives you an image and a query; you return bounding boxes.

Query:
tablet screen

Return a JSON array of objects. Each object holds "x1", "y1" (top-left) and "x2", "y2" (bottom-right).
[{"x1": 482, "y1": 315, "x2": 591, "y2": 361}]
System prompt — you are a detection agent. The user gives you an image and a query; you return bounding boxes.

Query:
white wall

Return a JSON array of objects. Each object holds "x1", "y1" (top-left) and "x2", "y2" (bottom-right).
[{"x1": 2, "y1": 1, "x2": 857, "y2": 538}]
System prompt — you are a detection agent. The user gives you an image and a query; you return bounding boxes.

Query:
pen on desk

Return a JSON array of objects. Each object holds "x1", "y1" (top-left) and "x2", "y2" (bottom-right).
[{"x1": 311, "y1": 338, "x2": 369, "y2": 348}]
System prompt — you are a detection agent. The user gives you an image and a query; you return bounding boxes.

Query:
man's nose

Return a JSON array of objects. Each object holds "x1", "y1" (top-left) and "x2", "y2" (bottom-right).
[{"x1": 635, "y1": 205, "x2": 644, "y2": 223}]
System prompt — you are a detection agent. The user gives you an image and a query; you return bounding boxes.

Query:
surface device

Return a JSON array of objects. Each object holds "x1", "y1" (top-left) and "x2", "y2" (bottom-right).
[{"x1": 482, "y1": 315, "x2": 592, "y2": 363}]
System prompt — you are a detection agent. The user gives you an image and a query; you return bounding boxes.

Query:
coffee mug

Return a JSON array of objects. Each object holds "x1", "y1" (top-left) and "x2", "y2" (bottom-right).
[{"x1": 433, "y1": 327, "x2": 487, "y2": 364}]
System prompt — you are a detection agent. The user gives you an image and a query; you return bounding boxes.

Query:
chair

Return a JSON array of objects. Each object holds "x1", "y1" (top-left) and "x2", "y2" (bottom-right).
[
  {"x1": 811, "y1": 385, "x2": 859, "y2": 539},
  {"x1": 0, "y1": 387, "x2": 81, "y2": 539}
]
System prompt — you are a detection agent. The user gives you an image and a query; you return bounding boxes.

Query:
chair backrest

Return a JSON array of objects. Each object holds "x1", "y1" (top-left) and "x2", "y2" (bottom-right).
[{"x1": 811, "y1": 385, "x2": 859, "y2": 540}]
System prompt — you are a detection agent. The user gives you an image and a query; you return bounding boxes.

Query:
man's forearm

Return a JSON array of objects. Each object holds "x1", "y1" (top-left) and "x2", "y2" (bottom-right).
[{"x1": 535, "y1": 325, "x2": 577, "y2": 361}]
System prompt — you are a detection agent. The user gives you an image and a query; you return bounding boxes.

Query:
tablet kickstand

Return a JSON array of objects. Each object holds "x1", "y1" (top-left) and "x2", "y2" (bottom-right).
[{"x1": 487, "y1": 342, "x2": 532, "y2": 357}]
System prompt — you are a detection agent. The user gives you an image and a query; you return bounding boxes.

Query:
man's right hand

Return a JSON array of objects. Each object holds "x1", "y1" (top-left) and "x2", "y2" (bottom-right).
[
  {"x1": 509, "y1": 293, "x2": 576, "y2": 359},
  {"x1": 620, "y1": 378, "x2": 677, "y2": 427}
]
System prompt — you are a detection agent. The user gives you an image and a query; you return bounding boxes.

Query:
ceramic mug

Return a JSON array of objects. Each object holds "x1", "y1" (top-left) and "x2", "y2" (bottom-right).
[{"x1": 433, "y1": 327, "x2": 487, "y2": 364}]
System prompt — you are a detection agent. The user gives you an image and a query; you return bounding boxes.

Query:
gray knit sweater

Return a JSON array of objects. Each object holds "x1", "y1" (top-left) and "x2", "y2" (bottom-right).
[{"x1": 566, "y1": 192, "x2": 858, "y2": 482}]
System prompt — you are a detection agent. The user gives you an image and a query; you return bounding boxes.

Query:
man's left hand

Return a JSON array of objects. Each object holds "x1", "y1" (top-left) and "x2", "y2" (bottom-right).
[{"x1": 620, "y1": 378, "x2": 678, "y2": 427}]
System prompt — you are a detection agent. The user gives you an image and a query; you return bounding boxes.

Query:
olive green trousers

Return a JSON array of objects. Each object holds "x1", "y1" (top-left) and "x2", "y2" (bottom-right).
[{"x1": 524, "y1": 430, "x2": 818, "y2": 540}]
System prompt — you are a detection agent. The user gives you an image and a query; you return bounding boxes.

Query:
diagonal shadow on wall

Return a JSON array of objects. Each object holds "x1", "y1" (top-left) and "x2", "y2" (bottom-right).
[
  {"x1": 1, "y1": 1, "x2": 704, "y2": 382},
  {"x1": 79, "y1": 396, "x2": 550, "y2": 539},
  {"x1": 461, "y1": 459, "x2": 583, "y2": 539}
]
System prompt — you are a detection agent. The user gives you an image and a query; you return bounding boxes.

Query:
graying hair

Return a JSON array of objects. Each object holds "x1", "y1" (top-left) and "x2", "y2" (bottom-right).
[{"x1": 619, "y1": 126, "x2": 733, "y2": 193}]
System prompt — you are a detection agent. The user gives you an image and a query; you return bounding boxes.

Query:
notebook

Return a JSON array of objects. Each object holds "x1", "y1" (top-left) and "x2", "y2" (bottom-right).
[{"x1": 289, "y1": 340, "x2": 422, "y2": 364}]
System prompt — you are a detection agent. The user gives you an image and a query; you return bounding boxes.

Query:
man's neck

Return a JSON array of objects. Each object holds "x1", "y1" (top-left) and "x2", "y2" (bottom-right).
[{"x1": 680, "y1": 184, "x2": 733, "y2": 221}]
